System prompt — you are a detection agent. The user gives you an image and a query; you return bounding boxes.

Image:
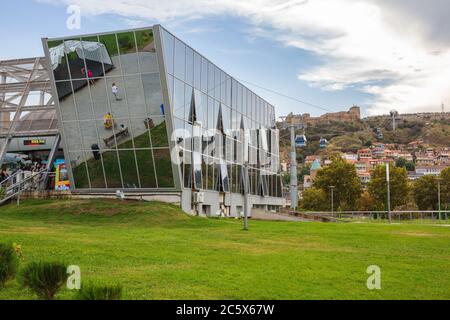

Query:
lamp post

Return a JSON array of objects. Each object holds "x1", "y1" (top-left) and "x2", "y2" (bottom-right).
[
  {"x1": 290, "y1": 126, "x2": 298, "y2": 210},
  {"x1": 386, "y1": 163, "x2": 392, "y2": 223},
  {"x1": 243, "y1": 160, "x2": 249, "y2": 231},
  {"x1": 329, "y1": 186, "x2": 335, "y2": 216},
  {"x1": 438, "y1": 177, "x2": 442, "y2": 221}
]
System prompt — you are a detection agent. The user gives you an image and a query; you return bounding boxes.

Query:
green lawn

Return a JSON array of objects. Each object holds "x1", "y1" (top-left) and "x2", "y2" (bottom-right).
[{"x1": 0, "y1": 199, "x2": 449, "y2": 300}]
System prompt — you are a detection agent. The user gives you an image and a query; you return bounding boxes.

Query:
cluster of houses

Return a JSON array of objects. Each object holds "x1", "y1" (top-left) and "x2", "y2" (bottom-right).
[{"x1": 281, "y1": 143, "x2": 450, "y2": 190}]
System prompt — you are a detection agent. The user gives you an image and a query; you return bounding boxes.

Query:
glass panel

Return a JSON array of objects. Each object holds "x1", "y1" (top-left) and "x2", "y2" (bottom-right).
[
  {"x1": 99, "y1": 33, "x2": 120, "y2": 74},
  {"x1": 48, "y1": 40, "x2": 69, "y2": 81},
  {"x1": 73, "y1": 81, "x2": 94, "y2": 121},
  {"x1": 62, "y1": 121, "x2": 83, "y2": 151},
  {"x1": 201, "y1": 57, "x2": 208, "y2": 92},
  {"x1": 173, "y1": 78, "x2": 185, "y2": 120},
  {"x1": 101, "y1": 118, "x2": 132, "y2": 150},
  {"x1": 174, "y1": 38, "x2": 186, "y2": 81},
  {"x1": 135, "y1": 29, "x2": 158, "y2": 73},
  {"x1": 207, "y1": 62, "x2": 215, "y2": 97},
  {"x1": 102, "y1": 151, "x2": 122, "y2": 188},
  {"x1": 183, "y1": 150, "x2": 192, "y2": 188},
  {"x1": 141, "y1": 73, "x2": 164, "y2": 116},
  {"x1": 153, "y1": 148, "x2": 174, "y2": 188},
  {"x1": 70, "y1": 152, "x2": 90, "y2": 189},
  {"x1": 80, "y1": 35, "x2": 107, "y2": 82},
  {"x1": 124, "y1": 75, "x2": 146, "y2": 117},
  {"x1": 104, "y1": 77, "x2": 128, "y2": 118},
  {"x1": 222, "y1": 105, "x2": 230, "y2": 135},
  {"x1": 150, "y1": 117, "x2": 169, "y2": 148},
  {"x1": 185, "y1": 46, "x2": 194, "y2": 86},
  {"x1": 78, "y1": 120, "x2": 100, "y2": 150},
  {"x1": 90, "y1": 78, "x2": 110, "y2": 120},
  {"x1": 161, "y1": 30, "x2": 174, "y2": 75},
  {"x1": 193, "y1": 52, "x2": 201, "y2": 89},
  {"x1": 85, "y1": 150, "x2": 106, "y2": 189},
  {"x1": 57, "y1": 83, "x2": 77, "y2": 121},
  {"x1": 118, "y1": 149, "x2": 140, "y2": 188},
  {"x1": 220, "y1": 72, "x2": 226, "y2": 105},
  {"x1": 214, "y1": 67, "x2": 220, "y2": 100},
  {"x1": 129, "y1": 117, "x2": 151, "y2": 149},
  {"x1": 117, "y1": 32, "x2": 139, "y2": 75},
  {"x1": 135, "y1": 149, "x2": 157, "y2": 188}
]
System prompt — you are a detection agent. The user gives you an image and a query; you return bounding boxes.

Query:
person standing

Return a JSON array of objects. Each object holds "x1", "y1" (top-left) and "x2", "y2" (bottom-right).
[{"x1": 112, "y1": 83, "x2": 120, "y2": 101}]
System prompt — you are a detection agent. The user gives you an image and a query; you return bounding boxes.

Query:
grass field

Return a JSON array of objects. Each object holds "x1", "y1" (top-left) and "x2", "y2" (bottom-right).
[{"x1": 0, "y1": 199, "x2": 449, "y2": 300}]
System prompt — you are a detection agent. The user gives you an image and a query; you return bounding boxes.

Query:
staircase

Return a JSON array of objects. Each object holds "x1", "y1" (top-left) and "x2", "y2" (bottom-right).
[{"x1": 0, "y1": 169, "x2": 48, "y2": 205}]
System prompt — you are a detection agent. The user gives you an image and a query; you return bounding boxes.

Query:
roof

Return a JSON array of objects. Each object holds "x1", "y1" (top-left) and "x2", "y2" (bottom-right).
[{"x1": 310, "y1": 159, "x2": 321, "y2": 171}]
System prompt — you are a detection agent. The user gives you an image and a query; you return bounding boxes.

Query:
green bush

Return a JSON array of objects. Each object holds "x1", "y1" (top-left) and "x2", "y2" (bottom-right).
[
  {"x1": 0, "y1": 187, "x2": 6, "y2": 200},
  {"x1": 19, "y1": 262, "x2": 68, "y2": 300},
  {"x1": 75, "y1": 282, "x2": 123, "y2": 300},
  {"x1": 0, "y1": 243, "x2": 19, "y2": 287}
]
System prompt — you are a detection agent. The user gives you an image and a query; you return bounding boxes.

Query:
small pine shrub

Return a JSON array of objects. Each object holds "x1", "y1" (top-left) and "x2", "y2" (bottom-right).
[
  {"x1": 0, "y1": 243, "x2": 19, "y2": 287},
  {"x1": 19, "y1": 262, "x2": 68, "y2": 300},
  {"x1": 75, "y1": 282, "x2": 123, "y2": 300}
]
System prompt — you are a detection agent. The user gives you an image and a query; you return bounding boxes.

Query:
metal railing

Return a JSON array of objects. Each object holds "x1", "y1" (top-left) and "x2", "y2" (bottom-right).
[
  {"x1": 291, "y1": 210, "x2": 450, "y2": 224},
  {"x1": 0, "y1": 169, "x2": 51, "y2": 205}
]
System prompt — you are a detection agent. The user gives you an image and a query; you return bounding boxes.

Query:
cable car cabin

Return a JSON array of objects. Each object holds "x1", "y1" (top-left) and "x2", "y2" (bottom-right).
[
  {"x1": 295, "y1": 135, "x2": 307, "y2": 148},
  {"x1": 319, "y1": 137, "x2": 328, "y2": 148}
]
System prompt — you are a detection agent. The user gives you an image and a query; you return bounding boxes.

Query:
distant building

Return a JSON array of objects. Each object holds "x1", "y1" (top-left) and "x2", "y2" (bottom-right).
[
  {"x1": 283, "y1": 106, "x2": 361, "y2": 128},
  {"x1": 415, "y1": 166, "x2": 446, "y2": 176},
  {"x1": 303, "y1": 175, "x2": 313, "y2": 189},
  {"x1": 416, "y1": 157, "x2": 435, "y2": 166},
  {"x1": 358, "y1": 171, "x2": 371, "y2": 185},
  {"x1": 305, "y1": 155, "x2": 321, "y2": 165},
  {"x1": 343, "y1": 153, "x2": 358, "y2": 163},
  {"x1": 358, "y1": 148, "x2": 372, "y2": 160}
]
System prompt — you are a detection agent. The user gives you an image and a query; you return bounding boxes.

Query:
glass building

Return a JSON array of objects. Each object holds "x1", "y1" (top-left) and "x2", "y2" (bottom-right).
[{"x1": 42, "y1": 25, "x2": 284, "y2": 216}]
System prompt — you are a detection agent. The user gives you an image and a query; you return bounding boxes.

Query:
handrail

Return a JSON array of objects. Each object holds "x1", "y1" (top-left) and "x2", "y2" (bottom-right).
[{"x1": 0, "y1": 169, "x2": 23, "y2": 188}]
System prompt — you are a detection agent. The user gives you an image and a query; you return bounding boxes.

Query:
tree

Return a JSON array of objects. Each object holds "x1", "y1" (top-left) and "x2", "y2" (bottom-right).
[
  {"x1": 395, "y1": 157, "x2": 415, "y2": 172},
  {"x1": 356, "y1": 191, "x2": 377, "y2": 211},
  {"x1": 313, "y1": 156, "x2": 362, "y2": 210},
  {"x1": 395, "y1": 157, "x2": 407, "y2": 168},
  {"x1": 300, "y1": 188, "x2": 329, "y2": 211},
  {"x1": 440, "y1": 167, "x2": 450, "y2": 210},
  {"x1": 368, "y1": 165, "x2": 409, "y2": 210},
  {"x1": 413, "y1": 175, "x2": 438, "y2": 210}
]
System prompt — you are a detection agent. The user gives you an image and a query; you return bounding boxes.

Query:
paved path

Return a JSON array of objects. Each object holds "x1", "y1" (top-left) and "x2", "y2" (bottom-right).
[{"x1": 251, "y1": 212, "x2": 308, "y2": 222}]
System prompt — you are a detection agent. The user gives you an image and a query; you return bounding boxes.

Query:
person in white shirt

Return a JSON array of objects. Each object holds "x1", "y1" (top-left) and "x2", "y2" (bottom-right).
[{"x1": 112, "y1": 83, "x2": 120, "y2": 101}]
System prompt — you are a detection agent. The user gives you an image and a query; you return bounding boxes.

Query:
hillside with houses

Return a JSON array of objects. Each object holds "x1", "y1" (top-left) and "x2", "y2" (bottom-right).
[{"x1": 278, "y1": 108, "x2": 450, "y2": 194}]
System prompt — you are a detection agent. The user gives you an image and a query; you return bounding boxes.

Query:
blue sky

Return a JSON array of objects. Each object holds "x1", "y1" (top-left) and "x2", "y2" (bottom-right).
[{"x1": 2, "y1": 0, "x2": 449, "y2": 117}]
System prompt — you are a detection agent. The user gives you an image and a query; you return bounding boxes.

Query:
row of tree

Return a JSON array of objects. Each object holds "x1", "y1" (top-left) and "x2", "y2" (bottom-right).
[{"x1": 300, "y1": 156, "x2": 450, "y2": 211}]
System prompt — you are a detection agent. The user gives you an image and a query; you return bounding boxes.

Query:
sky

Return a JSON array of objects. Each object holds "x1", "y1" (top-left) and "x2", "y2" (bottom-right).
[{"x1": 1, "y1": 0, "x2": 449, "y2": 118}]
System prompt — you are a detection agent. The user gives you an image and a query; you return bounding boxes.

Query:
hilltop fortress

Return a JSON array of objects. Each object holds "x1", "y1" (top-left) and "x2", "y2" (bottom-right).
[{"x1": 284, "y1": 106, "x2": 361, "y2": 127}]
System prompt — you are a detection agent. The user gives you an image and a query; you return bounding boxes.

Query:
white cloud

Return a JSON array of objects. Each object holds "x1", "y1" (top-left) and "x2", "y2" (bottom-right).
[{"x1": 39, "y1": 0, "x2": 450, "y2": 115}]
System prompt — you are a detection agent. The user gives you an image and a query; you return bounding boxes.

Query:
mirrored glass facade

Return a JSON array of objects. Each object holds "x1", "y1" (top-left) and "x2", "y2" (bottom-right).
[
  {"x1": 43, "y1": 25, "x2": 283, "y2": 212},
  {"x1": 45, "y1": 28, "x2": 174, "y2": 190},
  {"x1": 160, "y1": 27, "x2": 282, "y2": 198}
]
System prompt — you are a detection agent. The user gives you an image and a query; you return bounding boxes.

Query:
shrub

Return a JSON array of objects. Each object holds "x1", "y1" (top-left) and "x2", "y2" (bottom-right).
[
  {"x1": 75, "y1": 282, "x2": 123, "y2": 300},
  {"x1": 0, "y1": 243, "x2": 19, "y2": 288},
  {"x1": 0, "y1": 187, "x2": 6, "y2": 200},
  {"x1": 19, "y1": 262, "x2": 68, "y2": 300}
]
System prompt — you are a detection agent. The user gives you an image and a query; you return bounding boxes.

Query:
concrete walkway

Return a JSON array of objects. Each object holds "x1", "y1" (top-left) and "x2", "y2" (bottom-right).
[{"x1": 251, "y1": 212, "x2": 308, "y2": 222}]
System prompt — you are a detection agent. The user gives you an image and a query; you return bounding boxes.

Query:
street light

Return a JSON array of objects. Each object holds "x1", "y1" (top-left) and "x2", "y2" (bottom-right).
[
  {"x1": 329, "y1": 186, "x2": 335, "y2": 216},
  {"x1": 437, "y1": 177, "x2": 442, "y2": 221},
  {"x1": 243, "y1": 160, "x2": 249, "y2": 231},
  {"x1": 386, "y1": 163, "x2": 392, "y2": 223}
]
